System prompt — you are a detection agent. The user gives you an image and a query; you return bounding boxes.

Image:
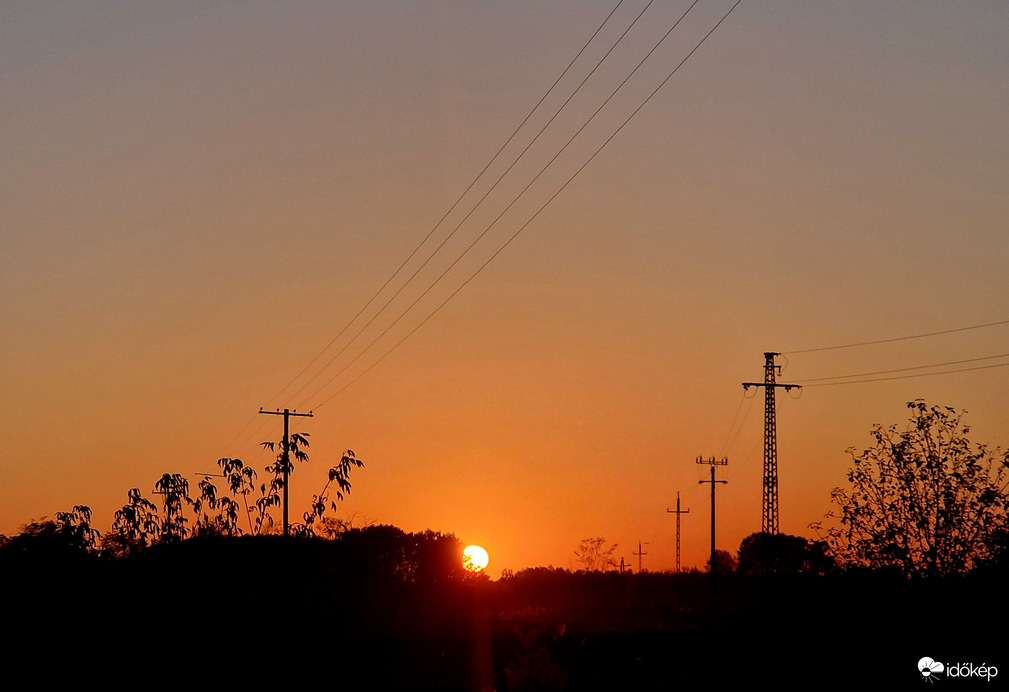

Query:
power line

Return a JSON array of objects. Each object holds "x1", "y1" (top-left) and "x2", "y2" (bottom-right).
[
  {"x1": 718, "y1": 390, "x2": 752, "y2": 457},
  {"x1": 798, "y1": 361, "x2": 1009, "y2": 387},
  {"x1": 214, "y1": 1, "x2": 640, "y2": 456},
  {"x1": 301, "y1": 0, "x2": 684, "y2": 407},
  {"x1": 261, "y1": 0, "x2": 632, "y2": 410},
  {"x1": 286, "y1": 0, "x2": 663, "y2": 409},
  {"x1": 307, "y1": 0, "x2": 744, "y2": 410},
  {"x1": 217, "y1": 411, "x2": 261, "y2": 461},
  {"x1": 784, "y1": 319, "x2": 1009, "y2": 355},
  {"x1": 725, "y1": 435, "x2": 762, "y2": 484},
  {"x1": 793, "y1": 352, "x2": 1009, "y2": 384}
]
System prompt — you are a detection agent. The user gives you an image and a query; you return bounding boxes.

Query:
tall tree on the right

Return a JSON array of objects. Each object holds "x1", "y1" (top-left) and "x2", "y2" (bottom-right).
[{"x1": 812, "y1": 400, "x2": 1009, "y2": 577}]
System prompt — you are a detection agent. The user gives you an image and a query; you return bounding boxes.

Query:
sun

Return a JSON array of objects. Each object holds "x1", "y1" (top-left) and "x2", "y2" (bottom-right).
[{"x1": 462, "y1": 544, "x2": 490, "y2": 572}]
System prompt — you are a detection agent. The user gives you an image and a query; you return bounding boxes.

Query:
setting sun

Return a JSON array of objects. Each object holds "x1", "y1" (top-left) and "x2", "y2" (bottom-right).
[{"x1": 462, "y1": 545, "x2": 489, "y2": 572}]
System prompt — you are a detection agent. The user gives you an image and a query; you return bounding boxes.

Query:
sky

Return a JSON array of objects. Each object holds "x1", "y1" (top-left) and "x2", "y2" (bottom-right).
[{"x1": 2, "y1": 1, "x2": 1008, "y2": 576}]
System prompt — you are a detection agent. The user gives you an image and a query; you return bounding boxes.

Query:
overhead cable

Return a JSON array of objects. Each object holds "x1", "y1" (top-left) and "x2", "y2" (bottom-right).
[
  {"x1": 302, "y1": 0, "x2": 712, "y2": 410},
  {"x1": 793, "y1": 352, "x2": 1009, "y2": 384},
  {"x1": 785, "y1": 319, "x2": 1009, "y2": 355},
  {"x1": 260, "y1": 0, "x2": 632, "y2": 412},
  {"x1": 309, "y1": 0, "x2": 745, "y2": 410},
  {"x1": 285, "y1": 0, "x2": 661, "y2": 407},
  {"x1": 798, "y1": 361, "x2": 1009, "y2": 387}
]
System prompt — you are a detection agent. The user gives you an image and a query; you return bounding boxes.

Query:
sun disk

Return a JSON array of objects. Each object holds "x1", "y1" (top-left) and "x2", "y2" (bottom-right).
[{"x1": 462, "y1": 544, "x2": 489, "y2": 572}]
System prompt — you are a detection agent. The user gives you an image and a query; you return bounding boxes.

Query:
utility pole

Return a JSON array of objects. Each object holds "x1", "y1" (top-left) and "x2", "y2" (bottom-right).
[
  {"x1": 259, "y1": 407, "x2": 313, "y2": 537},
  {"x1": 666, "y1": 492, "x2": 690, "y2": 573},
  {"x1": 697, "y1": 456, "x2": 727, "y2": 591},
  {"x1": 742, "y1": 352, "x2": 800, "y2": 535},
  {"x1": 633, "y1": 541, "x2": 649, "y2": 573}
]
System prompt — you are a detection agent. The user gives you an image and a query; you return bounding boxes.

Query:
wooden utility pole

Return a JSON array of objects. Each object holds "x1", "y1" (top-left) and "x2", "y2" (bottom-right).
[
  {"x1": 697, "y1": 456, "x2": 727, "y2": 591},
  {"x1": 259, "y1": 407, "x2": 313, "y2": 537},
  {"x1": 633, "y1": 541, "x2": 649, "y2": 573},
  {"x1": 666, "y1": 492, "x2": 690, "y2": 572}
]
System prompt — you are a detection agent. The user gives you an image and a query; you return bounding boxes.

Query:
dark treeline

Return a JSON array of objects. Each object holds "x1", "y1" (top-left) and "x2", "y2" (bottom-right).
[
  {"x1": 4, "y1": 402, "x2": 1006, "y2": 686},
  {"x1": 3, "y1": 523, "x2": 1006, "y2": 688}
]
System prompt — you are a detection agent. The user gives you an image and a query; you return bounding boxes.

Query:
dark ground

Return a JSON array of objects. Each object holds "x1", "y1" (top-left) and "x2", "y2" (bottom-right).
[{"x1": 2, "y1": 536, "x2": 1003, "y2": 689}]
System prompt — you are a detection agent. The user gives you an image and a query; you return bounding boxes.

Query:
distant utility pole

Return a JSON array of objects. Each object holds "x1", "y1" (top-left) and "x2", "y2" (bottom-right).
[
  {"x1": 633, "y1": 541, "x2": 649, "y2": 573},
  {"x1": 666, "y1": 492, "x2": 690, "y2": 573},
  {"x1": 742, "y1": 352, "x2": 800, "y2": 535},
  {"x1": 697, "y1": 456, "x2": 727, "y2": 590},
  {"x1": 259, "y1": 407, "x2": 313, "y2": 537}
]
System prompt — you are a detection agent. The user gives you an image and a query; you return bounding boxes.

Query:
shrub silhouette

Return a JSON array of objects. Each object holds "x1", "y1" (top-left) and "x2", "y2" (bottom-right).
[{"x1": 813, "y1": 400, "x2": 1009, "y2": 577}]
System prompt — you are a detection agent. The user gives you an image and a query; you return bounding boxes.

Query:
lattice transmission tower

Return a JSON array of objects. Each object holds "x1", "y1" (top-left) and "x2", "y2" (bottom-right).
[
  {"x1": 666, "y1": 492, "x2": 689, "y2": 573},
  {"x1": 742, "y1": 352, "x2": 800, "y2": 534}
]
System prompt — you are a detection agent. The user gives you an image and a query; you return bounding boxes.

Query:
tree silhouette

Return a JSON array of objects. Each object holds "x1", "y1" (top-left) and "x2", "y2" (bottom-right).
[
  {"x1": 257, "y1": 431, "x2": 310, "y2": 535},
  {"x1": 2, "y1": 507, "x2": 100, "y2": 558},
  {"x1": 736, "y1": 532, "x2": 833, "y2": 575},
  {"x1": 221, "y1": 433, "x2": 364, "y2": 537},
  {"x1": 812, "y1": 400, "x2": 1009, "y2": 577},
  {"x1": 54, "y1": 505, "x2": 101, "y2": 552},
  {"x1": 573, "y1": 537, "x2": 618, "y2": 571},
  {"x1": 301, "y1": 450, "x2": 364, "y2": 538},
  {"x1": 706, "y1": 549, "x2": 736, "y2": 573},
  {"x1": 154, "y1": 472, "x2": 195, "y2": 542},
  {"x1": 216, "y1": 456, "x2": 258, "y2": 534},
  {"x1": 109, "y1": 489, "x2": 160, "y2": 556},
  {"x1": 100, "y1": 436, "x2": 363, "y2": 550}
]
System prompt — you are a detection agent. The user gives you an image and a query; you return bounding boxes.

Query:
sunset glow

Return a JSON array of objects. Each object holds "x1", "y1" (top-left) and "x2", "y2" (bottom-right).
[
  {"x1": 1, "y1": 2, "x2": 1007, "y2": 578},
  {"x1": 463, "y1": 545, "x2": 490, "y2": 573}
]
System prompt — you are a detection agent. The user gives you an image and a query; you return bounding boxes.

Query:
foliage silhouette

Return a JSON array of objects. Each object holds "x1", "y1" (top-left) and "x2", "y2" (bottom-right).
[
  {"x1": 573, "y1": 537, "x2": 618, "y2": 571},
  {"x1": 216, "y1": 456, "x2": 258, "y2": 533},
  {"x1": 336, "y1": 524, "x2": 466, "y2": 587},
  {"x1": 705, "y1": 549, "x2": 736, "y2": 573},
  {"x1": 252, "y1": 433, "x2": 364, "y2": 537},
  {"x1": 1, "y1": 506, "x2": 100, "y2": 558},
  {"x1": 257, "y1": 431, "x2": 310, "y2": 534},
  {"x1": 812, "y1": 400, "x2": 1009, "y2": 577},
  {"x1": 54, "y1": 505, "x2": 101, "y2": 552},
  {"x1": 301, "y1": 450, "x2": 363, "y2": 537},
  {"x1": 5, "y1": 514, "x2": 1006, "y2": 687},
  {"x1": 154, "y1": 472, "x2": 195, "y2": 542},
  {"x1": 109, "y1": 488, "x2": 160, "y2": 556},
  {"x1": 736, "y1": 532, "x2": 834, "y2": 575},
  {"x1": 102, "y1": 436, "x2": 362, "y2": 551}
]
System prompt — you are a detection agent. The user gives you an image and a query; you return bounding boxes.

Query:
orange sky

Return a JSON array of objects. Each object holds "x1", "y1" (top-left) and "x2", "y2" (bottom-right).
[{"x1": 2, "y1": 2, "x2": 1007, "y2": 576}]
